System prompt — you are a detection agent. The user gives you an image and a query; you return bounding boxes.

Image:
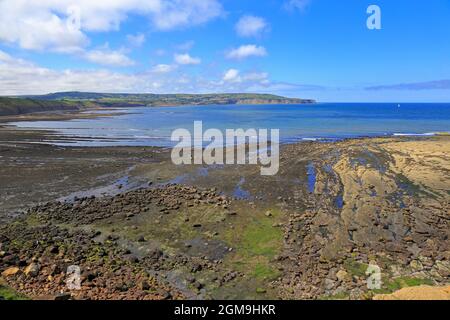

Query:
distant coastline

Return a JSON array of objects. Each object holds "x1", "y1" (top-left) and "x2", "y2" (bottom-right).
[{"x1": 0, "y1": 92, "x2": 316, "y2": 117}]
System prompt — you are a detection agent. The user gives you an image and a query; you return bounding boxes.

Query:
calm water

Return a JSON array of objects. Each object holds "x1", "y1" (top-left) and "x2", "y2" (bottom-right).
[{"x1": 8, "y1": 103, "x2": 450, "y2": 146}]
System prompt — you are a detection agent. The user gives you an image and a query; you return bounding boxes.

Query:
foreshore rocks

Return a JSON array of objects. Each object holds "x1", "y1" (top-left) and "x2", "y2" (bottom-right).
[
  {"x1": 0, "y1": 220, "x2": 183, "y2": 300},
  {"x1": 30, "y1": 184, "x2": 231, "y2": 226},
  {"x1": 1, "y1": 136, "x2": 449, "y2": 300},
  {"x1": 0, "y1": 184, "x2": 233, "y2": 300},
  {"x1": 277, "y1": 137, "x2": 450, "y2": 299}
]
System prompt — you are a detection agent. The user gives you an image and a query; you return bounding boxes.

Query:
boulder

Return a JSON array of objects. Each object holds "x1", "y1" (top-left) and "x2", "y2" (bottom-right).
[
  {"x1": 1, "y1": 267, "x2": 20, "y2": 277},
  {"x1": 336, "y1": 270, "x2": 351, "y2": 282},
  {"x1": 139, "y1": 280, "x2": 150, "y2": 291},
  {"x1": 54, "y1": 293, "x2": 72, "y2": 301},
  {"x1": 435, "y1": 261, "x2": 450, "y2": 277},
  {"x1": 24, "y1": 263, "x2": 40, "y2": 277},
  {"x1": 324, "y1": 278, "x2": 336, "y2": 291},
  {"x1": 409, "y1": 260, "x2": 423, "y2": 271}
]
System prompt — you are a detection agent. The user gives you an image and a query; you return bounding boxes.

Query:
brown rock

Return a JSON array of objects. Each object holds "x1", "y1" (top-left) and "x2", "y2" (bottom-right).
[
  {"x1": 336, "y1": 270, "x2": 351, "y2": 282},
  {"x1": 24, "y1": 263, "x2": 40, "y2": 277},
  {"x1": 2, "y1": 267, "x2": 20, "y2": 277},
  {"x1": 54, "y1": 293, "x2": 72, "y2": 300},
  {"x1": 139, "y1": 280, "x2": 150, "y2": 291}
]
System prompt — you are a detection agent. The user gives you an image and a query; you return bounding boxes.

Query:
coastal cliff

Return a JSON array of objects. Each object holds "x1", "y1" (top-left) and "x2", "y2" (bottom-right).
[
  {"x1": 0, "y1": 92, "x2": 316, "y2": 116},
  {"x1": 0, "y1": 97, "x2": 80, "y2": 117}
]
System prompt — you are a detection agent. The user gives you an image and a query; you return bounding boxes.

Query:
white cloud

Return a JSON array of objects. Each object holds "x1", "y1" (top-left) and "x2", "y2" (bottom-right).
[
  {"x1": 152, "y1": 0, "x2": 223, "y2": 31},
  {"x1": 83, "y1": 49, "x2": 135, "y2": 67},
  {"x1": 0, "y1": 2, "x2": 87, "y2": 52},
  {"x1": 0, "y1": 50, "x2": 140, "y2": 95},
  {"x1": 127, "y1": 33, "x2": 146, "y2": 47},
  {"x1": 151, "y1": 64, "x2": 177, "y2": 74},
  {"x1": 284, "y1": 0, "x2": 311, "y2": 11},
  {"x1": 223, "y1": 69, "x2": 241, "y2": 82},
  {"x1": 174, "y1": 53, "x2": 201, "y2": 65},
  {"x1": 0, "y1": 0, "x2": 223, "y2": 52},
  {"x1": 235, "y1": 15, "x2": 268, "y2": 37},
  {"x1": 0, "y1": 50, "x2": 279, "y2": 96},
  {"x1": 222, "y1": 69, "x2": 269, "y2": 85},
  {"x1": 226, "y1": 45, "x2": 267, "y2": 60}
]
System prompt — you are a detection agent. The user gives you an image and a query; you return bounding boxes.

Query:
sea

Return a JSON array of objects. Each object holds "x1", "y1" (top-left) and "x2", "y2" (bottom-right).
[{"x1": 7, "y1": 103, "x2": 450, "y2": 147}]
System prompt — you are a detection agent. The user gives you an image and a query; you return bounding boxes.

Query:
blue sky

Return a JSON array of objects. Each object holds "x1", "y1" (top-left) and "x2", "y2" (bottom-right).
[{"x1": 0, "y1": 0, "x2": 449, "y2": 102}]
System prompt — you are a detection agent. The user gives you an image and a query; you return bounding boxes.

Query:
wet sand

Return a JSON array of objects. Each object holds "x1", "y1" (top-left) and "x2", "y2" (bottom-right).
[{"x1": 0, "y1": 111, "x2": 449, "y2": 300}]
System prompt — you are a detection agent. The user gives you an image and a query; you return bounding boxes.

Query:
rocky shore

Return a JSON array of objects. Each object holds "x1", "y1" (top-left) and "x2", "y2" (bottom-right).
[
  {"x1": 0, "y1": 121, "x2": 449, "y2": 300},
  {"x1": 0, "y1": 185, "x2": 234, "y2": 300}
]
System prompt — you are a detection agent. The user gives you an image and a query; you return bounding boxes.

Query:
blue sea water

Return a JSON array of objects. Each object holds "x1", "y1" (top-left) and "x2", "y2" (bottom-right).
[{"x1": 8, "y1": 103, "x2": 450, "y2": 146}]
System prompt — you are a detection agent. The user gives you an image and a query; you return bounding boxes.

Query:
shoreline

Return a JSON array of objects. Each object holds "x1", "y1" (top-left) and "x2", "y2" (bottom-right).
[{"x1": 1, "y1": 108, "x2": 449, "y2": 148}]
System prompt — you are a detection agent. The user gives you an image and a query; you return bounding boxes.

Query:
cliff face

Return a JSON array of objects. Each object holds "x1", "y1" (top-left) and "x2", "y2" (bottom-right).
[
  {"x1": 0, "y1": 97, "x2": 79, "y2": 116},
  {"x1": 22, "y1": 92, "x2": 316, "y2": 106},
  {"x1": 23, "y1": 92, "x2": 315, "y2": 104},
  {"x1": 1, "y1": 92, "x2": 316, "y2": 116}
]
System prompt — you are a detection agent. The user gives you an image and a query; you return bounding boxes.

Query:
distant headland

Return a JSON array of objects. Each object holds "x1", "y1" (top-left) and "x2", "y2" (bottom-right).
[{"x1": 0, "y1": 92, "x2": 316, "y2": 116}]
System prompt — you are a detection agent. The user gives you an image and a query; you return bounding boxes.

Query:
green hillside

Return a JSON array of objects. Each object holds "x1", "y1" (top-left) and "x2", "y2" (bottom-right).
[
  {"x1": 0, "y1": 97, "x2": 80, "y2": 116},
  {"x1": 1, "y1": 92, "x2": 315, "y2": 116},
  {"x1": 24, "y1": 92, "x2": 315, "y2": 106}
]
